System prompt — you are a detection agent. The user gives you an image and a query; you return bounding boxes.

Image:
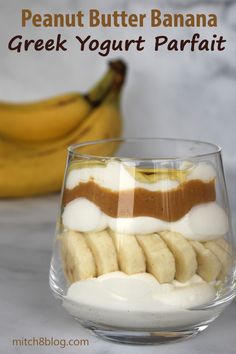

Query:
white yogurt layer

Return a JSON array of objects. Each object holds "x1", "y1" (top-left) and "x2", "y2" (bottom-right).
[
  {"x1": 186, "y1": 162, "x2": 216, "y2": 182},
  {"x1": 66, "y1": 161, "x2": 216, "y2": 192},
  {"x1": 62, "y1": 199, "x2": 228, "y2": 241},
  {"x1": 63, "y1": 272, "x2": 216, "y2": 329}
]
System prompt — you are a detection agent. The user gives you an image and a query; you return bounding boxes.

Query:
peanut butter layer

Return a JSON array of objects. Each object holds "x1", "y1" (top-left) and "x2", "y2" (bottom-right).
[{"x1": 63, "y1": 180, "x2": 216, "y2": 221}]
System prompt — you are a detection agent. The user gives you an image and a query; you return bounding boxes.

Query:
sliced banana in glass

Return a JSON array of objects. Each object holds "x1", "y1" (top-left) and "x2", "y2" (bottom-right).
[
  {"x1": 61, "y1": 231, "x2": 96, "y2": 282},
  {"x1": 109, "y1": 230, "x2": 146, "y2": 274},
  {"x1": 190, "y1": 240, "x2": 221, "y2": 282},
  {"x1": 204, "y1": 240, "x2": 232, "y2": 280},
  {"x1": 159, "y1": 231, "x2": 197, "y2": 282},
  {"x1": 86, "y1": 230, "x2": 118, "y2": 276},
  {"x1": 136, "y1": 233, "x2": 175, "y2": 283}
]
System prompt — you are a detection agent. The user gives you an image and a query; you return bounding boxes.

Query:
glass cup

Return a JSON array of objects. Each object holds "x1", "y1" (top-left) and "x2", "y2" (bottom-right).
[{"x1": 49, "y1": 138, "x2": 236, "y2": 345}]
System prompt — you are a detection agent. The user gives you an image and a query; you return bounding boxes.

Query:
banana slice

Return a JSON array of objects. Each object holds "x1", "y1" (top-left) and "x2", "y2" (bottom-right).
[
  {"x1": 159, "y1": 231, "x2": 197, "y2": 282},
  {"x1": 61, "y1": 231, "x2": 96, "y2": 283},
  {"x1": 204, "y1": 240, "x2": 232, "y2": 280},
  {"x1": 136, "y1": 233, "x2": 175, "y2": 283},
  {"x1": 215, "y1": 238, "x2": 232, "y2": 253},
  {"x1": 86, "y1": 230, "x2": 118, "y2": 276},
  {"x1": 109, "y1": 230, "x2": 146, "y2": 274},
  {"x1": 190, "y1": 240, "x2": 221, "y2": 282}
]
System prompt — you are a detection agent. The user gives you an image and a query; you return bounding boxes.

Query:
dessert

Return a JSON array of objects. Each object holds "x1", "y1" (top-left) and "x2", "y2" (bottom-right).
[{"x1": 59, "y1": 159, "x2": 232, "y2": 329}]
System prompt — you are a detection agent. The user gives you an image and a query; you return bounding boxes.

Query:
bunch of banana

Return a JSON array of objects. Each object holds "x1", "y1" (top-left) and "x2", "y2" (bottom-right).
[
  {"x1": 0, "y1": 60, "x2": 126, "y2": 197},
  {"x1": 61, "y1": 229, "x2": 232, "y2": 284}
]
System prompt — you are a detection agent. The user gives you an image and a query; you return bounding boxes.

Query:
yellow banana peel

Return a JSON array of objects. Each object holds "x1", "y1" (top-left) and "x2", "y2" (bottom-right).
[{"x1": 0, "y1": 59, "x2": 126, "y2": 197}]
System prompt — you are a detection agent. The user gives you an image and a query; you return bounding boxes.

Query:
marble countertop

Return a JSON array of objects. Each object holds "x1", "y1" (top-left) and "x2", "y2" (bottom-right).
[{"x1": 0, "y1": 195, "x2": 235, "y2": 354}]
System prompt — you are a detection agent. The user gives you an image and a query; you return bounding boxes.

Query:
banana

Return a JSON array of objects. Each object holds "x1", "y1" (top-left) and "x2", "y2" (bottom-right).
[
  {"x1": 61, "y1": 230, "x2": 96, "y2": 283},
  {"x1": 0, "y1": 60, "x2": 126, "y2": 197},
  {"x1": 204, "y1": 240, "x2": 232, "y2": 280},
  {"x1": 215, "y1": 238, "x2": 232, "y2": 253},
  {"x1": 136, "y1": 233, "x2": 175, "y2": 283},
  {"x1": 109, "y1": 230, "x2": 146, "y2": 274},
  {"x1": 0, "y1": 61, "x2": 117, "y2": 143},
  {"x1": 61, "y1": 228, "x2": 232, "y2": 285},
  {"x1": 190, "y1": 240, "x2": 221, "y2": 282},
  {"x1": 85, "y1": 231, "x2": 118, "y2": 276},
  {"x1": 159, "y1": 231, "x2": 197, "y2": 282},
  {"x1": 0, "y1": 95, "x2": 91, "y2": 143}
]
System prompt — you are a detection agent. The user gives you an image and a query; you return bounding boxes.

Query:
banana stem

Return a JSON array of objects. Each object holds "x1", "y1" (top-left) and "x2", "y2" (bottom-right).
[{"x1": 85, "y1": 60, "x2": 127, "y2": 106}]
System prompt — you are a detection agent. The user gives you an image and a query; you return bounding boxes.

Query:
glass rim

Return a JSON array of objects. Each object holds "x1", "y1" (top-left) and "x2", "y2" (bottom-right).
[{"x1": 68, "y1": 137, "x2": 222, "y2": 161}]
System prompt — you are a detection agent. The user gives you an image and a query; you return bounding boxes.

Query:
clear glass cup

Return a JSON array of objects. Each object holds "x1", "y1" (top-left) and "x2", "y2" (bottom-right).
[{"x1": 49, "y1": 138, "x2": 236, "y2": 345}]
